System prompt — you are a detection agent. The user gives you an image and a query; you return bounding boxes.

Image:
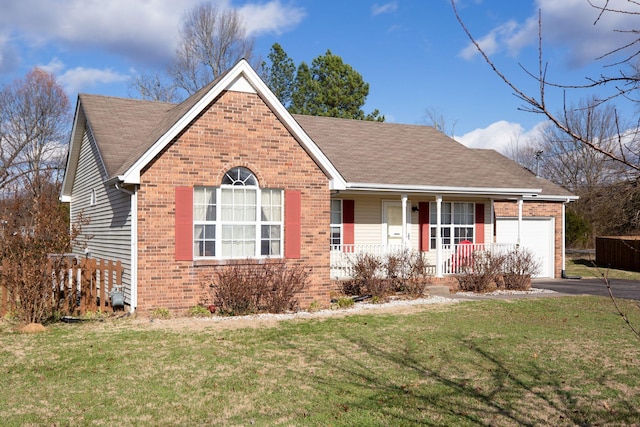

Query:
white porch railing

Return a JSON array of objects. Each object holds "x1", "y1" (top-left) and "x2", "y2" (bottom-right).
[
  {"x1": 330, "y1": 244, "x2": 409, "y2": 280},
  {"x1": 330, "y1": 243, "x2": 517, "y2": 279},
  {"x1": 439, "y1": 242, "x2": 516, "y2": 275}
]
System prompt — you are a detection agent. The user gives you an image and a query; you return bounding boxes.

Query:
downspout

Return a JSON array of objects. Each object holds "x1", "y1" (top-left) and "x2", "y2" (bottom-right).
[
  {"x1": 114, "y1": 182, "x2": 138, "y2": 313},
  {"x1": 517, "y1": 197, "x2": 523, "y2": 248}
]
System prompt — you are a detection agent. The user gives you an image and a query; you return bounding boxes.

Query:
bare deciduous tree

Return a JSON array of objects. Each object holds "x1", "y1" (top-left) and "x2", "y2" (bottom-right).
[
  {"x1": 132, "y1": 2, "x2": 255, "y2": 102},
  {"x1": 451, "y1": 0, "x2": 640, "y2": 175},
  {"x1": 538, "y1": 97, "x2": 628, "y2": 193},
  {"x1": 422, "y1": 106, "x2": 458, "y2": 137},
  {"x1": 0, "y1": 68, "x2": 71, "y2": 196}
]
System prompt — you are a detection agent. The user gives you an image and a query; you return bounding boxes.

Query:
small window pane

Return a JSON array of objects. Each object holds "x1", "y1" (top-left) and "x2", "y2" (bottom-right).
[
  {"x1": 331, "y1": 226, "x2": 341, "y2": 246},
  {"x1": 331, "y1": 200, "x2": 342, "y2": 224},
  {"x1": 204, "y1": 241, "x2": 215, "y2": 256},
  {"x1": 194, "y1": 225, "x2": 204, "y2": 240}
]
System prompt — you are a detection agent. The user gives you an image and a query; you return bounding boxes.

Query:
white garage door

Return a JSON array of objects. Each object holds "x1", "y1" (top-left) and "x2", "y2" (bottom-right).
[{"x1": 495, "y1": 217, "x2": 555, "y2": 278}]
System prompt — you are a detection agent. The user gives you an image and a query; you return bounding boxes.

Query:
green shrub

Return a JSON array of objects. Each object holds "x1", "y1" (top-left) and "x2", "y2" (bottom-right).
[
  {"x1": 308, "y1": 300, "x2": 322, "y2": 313},
  {"x1": 335, "y1": 297, "x2": 354, "y2": 309},
  {"x1": 151, "y1": 307, "x2": 171, "y2": 319},
  {"x1": 187, "y1": 305, "x2": 211, "y2": 317},
  {"x1": 566, "y1": 208, "x2": 592, "y2": 249}
]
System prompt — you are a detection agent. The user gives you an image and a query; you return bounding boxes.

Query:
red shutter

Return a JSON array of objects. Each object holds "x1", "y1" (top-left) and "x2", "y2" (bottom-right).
[
  {"x1": 342, "y1": 200, "x2": 355, "y2": 251},
  {"x1": 175, "y1": 187, "x2": 193, "y2": 261},
  {"x1": 475, "y1": 203, "x2": 485, "y2": 245},
  {"x1": 419, "y1": 202, "x2": 430, "y2": 251},
  {"x1": 285, "y1": 190, "x2": 301, "y2": 259}
]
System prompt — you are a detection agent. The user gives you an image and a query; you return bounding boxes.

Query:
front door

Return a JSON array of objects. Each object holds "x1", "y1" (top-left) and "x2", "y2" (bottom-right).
[{"x1": 382, "y1": 201, "x2": 410, "y2": 246}]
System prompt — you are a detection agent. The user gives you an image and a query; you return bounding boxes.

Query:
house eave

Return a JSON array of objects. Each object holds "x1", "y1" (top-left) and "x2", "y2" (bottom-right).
[
  {"x1": 60, "y1": 100, "x2": 84, "y2": 199},
  {"x1": 341, "y1": 182, "x2": 543, "y2": 197}
]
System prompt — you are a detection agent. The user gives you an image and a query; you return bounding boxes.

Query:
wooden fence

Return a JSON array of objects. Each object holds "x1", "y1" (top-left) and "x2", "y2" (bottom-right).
[
  {"x1": 596, "y1": 236, "x2": 640, "y2": 272},
  {"x1": 0, "y1": 257, "x2": 123, "y2": 317}
]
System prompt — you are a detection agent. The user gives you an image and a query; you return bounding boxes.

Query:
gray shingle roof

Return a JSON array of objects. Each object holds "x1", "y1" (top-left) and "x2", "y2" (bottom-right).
[
  {"x1": 293, "y1": 114, "x2": 573, "y2": 196},
  {"x1": 78, "y1": 90, "x2": 573, "y2": 198},
  {"x1": 79, "y1": 94, "x2": 173, "y2": 178},
  {"x1": 472, "y1": 148, "x2": 574, "y2": 198}
]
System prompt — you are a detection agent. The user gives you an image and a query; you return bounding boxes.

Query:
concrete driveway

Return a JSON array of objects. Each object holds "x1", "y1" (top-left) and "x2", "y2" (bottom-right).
[{"x1": 532, "y1": 277, "x2": 640, "y2": 301}]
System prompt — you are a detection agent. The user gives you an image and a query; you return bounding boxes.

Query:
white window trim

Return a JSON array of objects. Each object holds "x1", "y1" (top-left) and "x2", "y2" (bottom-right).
[
  {"x1": 430, "y1": 201, "x2": 475, "y2": 248},
  {"x1": 194, "y1": 186, "x2": 283, "y2": 260}
]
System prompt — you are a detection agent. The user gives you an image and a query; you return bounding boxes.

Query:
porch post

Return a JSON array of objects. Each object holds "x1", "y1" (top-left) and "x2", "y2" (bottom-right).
[
  {"x1": 401, "y1": 194, "x2": 408, "y2": 248},
  {"x1": 490, "y1": 199, "x2": 495, "y2": 242},
  {"x1": 517, "y1": 197, "x2": 523, "y2": 247},
  {"x1": 435, "y1": 195, "x2": 443, "y2": 277}
]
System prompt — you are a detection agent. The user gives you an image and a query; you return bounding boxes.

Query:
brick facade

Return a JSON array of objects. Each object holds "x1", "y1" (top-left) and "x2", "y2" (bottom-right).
[
  {"x1": 136, "y1": 90, "x2": 331, "y2": 314},
  {"x1": 494, "y1": 200, "x2": 564, "y2": 278}
]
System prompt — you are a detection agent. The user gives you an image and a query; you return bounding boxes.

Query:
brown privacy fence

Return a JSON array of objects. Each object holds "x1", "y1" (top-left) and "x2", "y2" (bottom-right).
[
  {"x1": 0, "y1": 258, "x2": 123, "y2": 317},
  {"x1": 596, "y1": 236, "x2": 640, "y2": 272}
]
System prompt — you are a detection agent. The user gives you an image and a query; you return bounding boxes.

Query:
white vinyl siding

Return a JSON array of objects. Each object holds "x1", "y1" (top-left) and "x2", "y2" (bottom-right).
[
  {"x1": 352, "y1": 195, "x2": 383, "y2": 245},
  {"x1": 70, "y1": 129, "x2": 133, "y2": 302}
]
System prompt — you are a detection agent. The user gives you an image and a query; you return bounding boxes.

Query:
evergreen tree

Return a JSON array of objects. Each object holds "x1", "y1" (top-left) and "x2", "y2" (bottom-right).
[
  {"x1": 262, "y1": 43, "x2": 295, "y2": 108},
  {"x1": 264, "y1": 45, "x2": 384, "y2": 121}
]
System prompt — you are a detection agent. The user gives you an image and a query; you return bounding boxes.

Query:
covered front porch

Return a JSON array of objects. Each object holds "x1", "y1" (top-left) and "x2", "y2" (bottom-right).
[
  {"x1": 330, "y1": 242, "x2": 517, "y2": 279},
  {"x1": 329, "y1": 192, "x2": 531, "y2": 280}
]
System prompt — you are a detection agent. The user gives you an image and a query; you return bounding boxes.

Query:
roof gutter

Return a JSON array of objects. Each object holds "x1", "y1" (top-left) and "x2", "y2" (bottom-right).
[{"x1": 342, "y1": 182, "x2": 542, "y2": 197}]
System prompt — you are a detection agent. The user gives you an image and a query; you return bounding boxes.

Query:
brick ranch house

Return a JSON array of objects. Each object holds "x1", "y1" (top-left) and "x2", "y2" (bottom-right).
[{"x1": 60, "y1": 60, "x2": 577, "y2": 314}]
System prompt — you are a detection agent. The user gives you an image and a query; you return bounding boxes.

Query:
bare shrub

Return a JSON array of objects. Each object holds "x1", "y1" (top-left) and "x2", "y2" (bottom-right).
[
  {"x1": 384, "y1": 251, "x2": 405, "y2": 291},
  {"x1": 403, "y1": 278, "x2": 429, "y2": 298},
  {"x1": 364, "y1": 278, "x2": 394, "y2": 301},
  {"x1": 1, "y1": 183, "x2": 86, "y2": 324},
  {"x1": 210, "y1": 264, "x2": 259, "y2": 316},
  {"x1": 502, "y1": 248, "x2": 540, "y2": 291},
  {"x1": 208, "y1": 262, "x2": 308, "y2": 316},
  {"x1": 262, "y1": 263, "x2": 308, "y2": 313},
  {"x1": 456, "y1": 251, "x2": 505, "y2": 293},
  {"x1": 341, "y1": 279, "x2": 362, "y2": 297},
  {"x1": 350, "y1": 252, "x2": 382, "y2": 290}
]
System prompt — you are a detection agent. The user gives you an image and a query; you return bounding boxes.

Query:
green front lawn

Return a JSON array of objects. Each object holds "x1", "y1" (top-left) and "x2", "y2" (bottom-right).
[
  {"x1": 1, "y1": 297, "x2": 639, "y2": 426},
  {"x1": 565, "y1": 255, "x2": 640, "y2": 280}
]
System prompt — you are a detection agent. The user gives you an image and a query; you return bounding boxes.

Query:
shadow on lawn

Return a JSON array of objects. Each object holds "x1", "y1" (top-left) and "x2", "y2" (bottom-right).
[{"x1": 292, "y1": 332, "x2": 640, "y2": 426}]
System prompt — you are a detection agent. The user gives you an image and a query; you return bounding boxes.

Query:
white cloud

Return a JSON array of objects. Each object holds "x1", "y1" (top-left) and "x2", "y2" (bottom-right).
[
  {"x1": 459, "y1": 0, "x2": 640, "y2": 66},
  {"x1": 0, "y1": 0, "x2": 305, "y2": 69},
  {"x1": 239, "y1": 1, "x2": 306, "y2": 36},
  {"x1": 456, "y1": 120, "x2": 547, "y2": 153},
  {"x1": 372, "y1": 2, "x2": 399, "y2": 16},
  {"x1": 459, "y1": 20, "x2": 518, "y2": 60},
  {"x1": 41, "y1": 58, "x2": 129, "y2": 95}
]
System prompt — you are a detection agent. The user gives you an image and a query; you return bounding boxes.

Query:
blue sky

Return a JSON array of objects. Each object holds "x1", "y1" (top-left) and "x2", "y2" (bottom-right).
[{"x1": 1, "y1": 0, "x2": 637, "y2": 153}]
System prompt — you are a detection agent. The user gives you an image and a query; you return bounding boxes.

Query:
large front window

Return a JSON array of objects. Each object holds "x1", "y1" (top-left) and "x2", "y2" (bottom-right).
[
  {"x1": 430, "y1": 202, "x2": 474, "y2": 249},
  {"x1": 194, "y1": 167, "x2": 283, "y2": 259}
]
